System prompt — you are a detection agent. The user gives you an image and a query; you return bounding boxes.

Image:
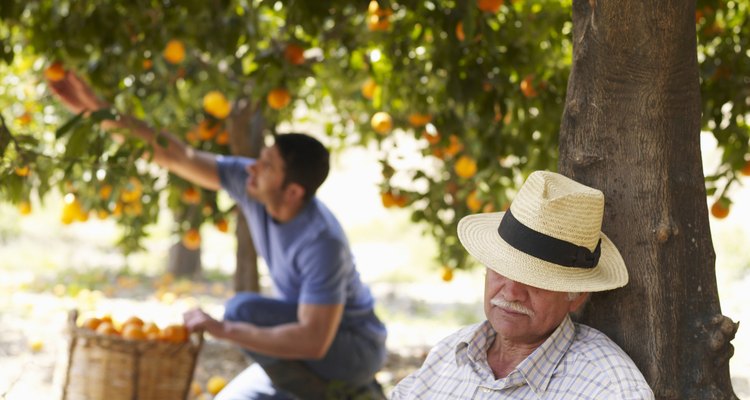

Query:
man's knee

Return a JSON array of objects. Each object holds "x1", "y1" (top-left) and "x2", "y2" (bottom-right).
[{"x1": 224, "y1": 292, "x2": 265, "y2": 323}]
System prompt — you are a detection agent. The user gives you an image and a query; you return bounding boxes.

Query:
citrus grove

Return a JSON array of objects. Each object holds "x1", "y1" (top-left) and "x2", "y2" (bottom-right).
[{"x1": 0, "y1": 0, "x2": 748, "y2": 276}]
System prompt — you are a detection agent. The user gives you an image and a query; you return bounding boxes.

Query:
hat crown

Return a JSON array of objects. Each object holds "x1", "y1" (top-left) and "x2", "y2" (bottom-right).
[{"x1": 510, "y1": 171, "x2": 604, "y2": 251}]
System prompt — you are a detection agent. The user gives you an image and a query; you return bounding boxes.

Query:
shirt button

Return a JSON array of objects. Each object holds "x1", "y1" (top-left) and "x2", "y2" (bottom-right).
[{"x1": 481, "y1": 387, "x2": 492, "y2": 393}]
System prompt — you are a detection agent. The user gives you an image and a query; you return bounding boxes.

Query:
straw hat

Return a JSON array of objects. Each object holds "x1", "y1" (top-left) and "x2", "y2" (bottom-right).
[{"x1": 457, "y1": 171, "x2": 628, "y2": 292}]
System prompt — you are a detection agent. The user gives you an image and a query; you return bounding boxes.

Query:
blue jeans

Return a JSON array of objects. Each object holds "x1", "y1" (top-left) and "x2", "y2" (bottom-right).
[{"x1": 216, "y1": 293, "x2": 387, "y2": 400}]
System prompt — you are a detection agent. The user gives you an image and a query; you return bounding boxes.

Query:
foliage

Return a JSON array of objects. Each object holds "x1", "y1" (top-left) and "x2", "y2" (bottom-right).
[{"x1": 0, "y1": 0, "x2": 748, "y2": 271}]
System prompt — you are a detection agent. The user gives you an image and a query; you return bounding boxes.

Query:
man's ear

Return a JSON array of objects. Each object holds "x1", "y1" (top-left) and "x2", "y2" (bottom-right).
[
  {"x1": 284, "y1": 182, "x2": 306, "y2": 203},
  {"x1": 569, "y1": 292, "x2": 591, "y2": 313}
]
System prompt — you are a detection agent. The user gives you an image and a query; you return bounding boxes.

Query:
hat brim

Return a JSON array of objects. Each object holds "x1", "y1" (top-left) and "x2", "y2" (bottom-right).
[{"x1": 458, "y1": 212, "x2": 629, "y2": 292}]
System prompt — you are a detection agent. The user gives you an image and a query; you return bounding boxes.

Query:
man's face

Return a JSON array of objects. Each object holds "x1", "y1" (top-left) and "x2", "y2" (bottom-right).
[
  {"x1": 484, "y1": 268, "x2": 587, "y2": 346},
  {"x1": 245, "y1": 145, "x2": 287, "y2": 205}
]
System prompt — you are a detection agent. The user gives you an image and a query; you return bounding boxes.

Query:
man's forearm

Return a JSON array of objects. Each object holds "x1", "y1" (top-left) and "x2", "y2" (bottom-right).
[{"x1": 218, "y1": 320, "x2": 331, "y2": 360}]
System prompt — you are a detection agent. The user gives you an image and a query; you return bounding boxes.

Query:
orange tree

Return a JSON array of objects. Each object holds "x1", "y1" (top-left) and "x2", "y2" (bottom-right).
[{"x1": 0, "y1": 0, "x2": 748, "y2": 274}]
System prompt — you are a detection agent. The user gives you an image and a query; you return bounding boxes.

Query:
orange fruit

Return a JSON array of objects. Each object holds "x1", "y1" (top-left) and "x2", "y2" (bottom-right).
[
  {"x1": 191, "y1": 382, "x2": 203, "y2": 397},
  {"x1": 122, "y1": 316, "x2": 144, "y2": 328},
  {"x1": 267, "y1": 88, "x2": 292, "y2": 110},
  {"x1": 97, "y1": 209, "x2": 109, "y2": 219},
  {"x1": 29, "y1": 339, "x2": 44, "y2": 352},
  {"x1": 466, "y1": 190, "x2": 482, "y2": 212},
  {"x1": 161, "y1": 324, "x2": 189, "y2": 343},
  {"x1": 361, "y1": 78, "x2": 378, "y2": 100},
  {"x1": 477, "y1": 0, "x2": 503, "y2": 13},
  {"x1": 408, "y1": 113, "x2": 432, "y2": 127},
  {"x1": 142, "y1": 59, "x2": 153, "y2": 70},
  {"x1": 120, "y1": 177, "x2": 143, "y2": 203},
  {"x1": 455, "y1": 21, "x2": 466, "y2": 42},
  {"x1": 215, "y1": 218, "x2": 229, "y2": 233},
  {"x1": 80, "y1": 317, "x2": 102, "y2": 331},
  {"x1": 367, "y1": 14, "x2": 391, "y2": 31},
  {"x1": 455, "y1": 155, "x2": 478, "y2": 179},
  {"x1": 163, "y1": 39, "x2": 186, "y2": 64},
  {"x1": 284, "y1": 43, "x2": 306, "y2": 65},
  {"x1": 99, "y1": 184, "x2": 113, "y2": 200},
  {"x1": 441, "y1": 266, "x2": 454, "y2": 282},
  {"x1": 215, "y1": 130, "x2": 230, "y2": 145},
  {"x1": 17, "y1": 112, "x2": 32, "y2": 125},
  {"x1": 370, "y1": 112, "x2": 393, "y2": 135},
  {"x1": 143, "y1": 322, "x2": 161, "y2": 340},
  {"x1": 740, "y1": 159, "x2": 750, "y2": 176},
  {"x1": 182, "y1": 187, "x2": 202, "y2": 204},
  {"x1": 421, "y1": 130, "x2": 441, "y2": 145},
  {"x1": 381, "y1": 192, "x2": 407, "y2": 208},
  {"x1": 710, "y1": 201, "x2": 730, "y2": 219},
  {"x1": 44, "y1": 62, "x2": 66, "y2": 82},
  {"x1": 520, "y1": 75, "x2": 537, "y2": 98},
  {"x1": 197, "y1": 120, "x2": 220, "y2": 140},
  {"x1": 124, "y1": 202, "x2": 143, "y2": 217},
  {"x1": 203, "y1": 91, "x2": 232, "y2": 119},
  {"x1": 14, "y1": 165, "x2": 30, "y2": 177},
  {"x1": 96, "y1": 321, "x2": 119, "y2": 336},
  {"x1": 18, "y1": 201, "x2": 32, "y2": 215},
  {"x1": 183, "y1": 229, "x2": 201, "y2": 250},
  {"x1": 443, "y1": 135, "x2": 463, "y2": 158},
  {"x1": 61, "y1": 195, "x2": 83, "y2": 225},
  {"x1": 207, "y1": 376, "x2": 228, "y2": 395},
  {"x1": 122, "y1": 324, "x2": 147, "y2": 341}
]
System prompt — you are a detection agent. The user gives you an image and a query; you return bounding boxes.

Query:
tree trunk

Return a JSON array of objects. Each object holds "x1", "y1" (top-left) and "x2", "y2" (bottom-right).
[
  {"x1": 168, "y1": 204, "x2": 201, "y2": 277},
  {"x1": 227, "y1": 97, "x2": 266, "y2": 293},
  {"x1": 559, "y1": 1, "x2": 738, "y2": 399},
  {"x1": 168, "y1": 241, "x2": 201, "y2": 277}
]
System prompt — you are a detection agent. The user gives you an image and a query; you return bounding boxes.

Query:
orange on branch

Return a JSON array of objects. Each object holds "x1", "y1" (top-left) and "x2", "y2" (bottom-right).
[
  {"x1": 215, "y1": 218, "x2": 229, "y2": 233},
  {"x1": 421, "y1": 130, "x2": 441, "y2": 145},
  {"x1": 367, "y1": 14, "x2": 391, "y2": 31},
  {"x1": 44, "y1": 62, "x2": 66, "y2": 82},
  {"x1": 740, "y1": 159, "x2": 750, "y2": 176},
  {"x1": 122, "y1": 316, "x2": 144, "y2": 328},
  {"x1": 267, "y1": 88, "x2": 292, "y2": 110},
  {"x1": 455, "y1": 155, "x2": 478, "y2": 179},
  {"x1": 408, "y1": 113, "x2": 432, "y2": 127},
  {"x1": 370, "y1": 112, "x2": 393, "y2": 135},
  {"x1": 14, "y1": 165, "x2": 30, "y2": 177},
  {"x1": 215, "y1": 130, "x2": 230, "y2": 145},
  {"x1": 203, "y1": 91, "x2": 232, "y2": 119},
  {"x1": 120, "y1": 177, "x2": 143, "y2": 203},
  {"x1": 455, "y1": 22, "x2": 466, "y2": 42},
  {"x1": 18, "y1": 201, "x2": 32, "y2": 215},
  {"x1": 710, "y1": 201, "x2": 730, "y2": 219},
  {"x1": 520, "y1": 75, "x2": 538, "y2": 98},
  {"x1": 183, "y1": 229, "x2": 201, "y2": 250},
  {"x1": 466, "y1": 190, "x2": 482, "y2": 212},
  {"x1": 477, "y1": 0, "x2": 503, "y2": 13},
  {"x1": 198, "y1": 120, "x2": 220, "y2": 140},
  {"x1": 182, "y1": 187, "x2": 202, "y2": 204},
  {"x1": 142, "y1": 59, "x2": 153, "y2": 70},
  {"x1": 441, "y1": 266, "x2": 454, "y2": 282},
  {"x1": 361, "y1": 78, "x2": 378, "y2": 100},
  {"x1": 99, "y1": 184, "x2": 113, "y2": 200},
  {"x1": 163, "y1": 39, "x2": 186, "y2": 64},
  {"x1": 443, "y1": 135, "x2": 463, "y2": 158},
  {"x1": 284, "y1": 43, "x2": 306, "y2": 65}
]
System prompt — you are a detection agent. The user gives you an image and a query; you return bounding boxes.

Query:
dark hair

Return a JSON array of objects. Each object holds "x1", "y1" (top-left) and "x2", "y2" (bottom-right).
[{"x1": 274, "y1": 133, "x2": 330, "y2": 202}]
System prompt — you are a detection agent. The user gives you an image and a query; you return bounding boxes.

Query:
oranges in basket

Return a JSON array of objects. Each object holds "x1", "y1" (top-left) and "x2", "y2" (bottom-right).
[{"x1": 78, "y1": 314, "x2": 190, "y2": 343}]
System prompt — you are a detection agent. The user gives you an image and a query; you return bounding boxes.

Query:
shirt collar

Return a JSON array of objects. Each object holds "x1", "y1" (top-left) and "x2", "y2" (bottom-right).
[{"x1": 454, "y1": 315, "x2": 576, "y2": 395}]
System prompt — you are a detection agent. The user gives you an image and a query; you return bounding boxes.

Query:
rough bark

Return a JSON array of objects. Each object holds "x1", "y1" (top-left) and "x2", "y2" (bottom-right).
[
  {"x1": 559, "y1": 1, "x2": 738, "y2": 398},
  {"x1": 227, "y1": 97, "x2": 266, "y2": 293}
]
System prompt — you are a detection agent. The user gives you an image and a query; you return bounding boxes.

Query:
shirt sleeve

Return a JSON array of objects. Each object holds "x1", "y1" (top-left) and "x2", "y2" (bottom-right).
[
  {"x1": 295, "y1": 234, "x2": 350, "y2": 305},
  {"x1": 216, "y1": 155, "x2": 254, "y2": 203}
]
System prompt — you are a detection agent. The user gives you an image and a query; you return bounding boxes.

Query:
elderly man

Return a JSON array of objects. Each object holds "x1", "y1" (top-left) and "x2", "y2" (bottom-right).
[{"x1": 391, "y1": 171, "x2": 653, "y2": 399}]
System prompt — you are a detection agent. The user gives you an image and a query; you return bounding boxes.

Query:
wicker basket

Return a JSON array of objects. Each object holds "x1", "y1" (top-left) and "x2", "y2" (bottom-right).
[{"x1": 61, "y1": 310, "x2": 203, "y2": 400}]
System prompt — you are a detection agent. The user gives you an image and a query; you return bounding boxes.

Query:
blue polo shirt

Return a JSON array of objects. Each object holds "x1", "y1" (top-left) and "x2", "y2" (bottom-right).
[{"x1": 217, "y1": 156, "x2": 385, "y2": 340}]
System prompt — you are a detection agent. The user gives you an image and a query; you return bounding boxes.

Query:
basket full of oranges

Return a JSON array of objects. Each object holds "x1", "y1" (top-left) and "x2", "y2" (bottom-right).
[{"x1": 61, "y1": 309, "x2": 203, "y2": 400}]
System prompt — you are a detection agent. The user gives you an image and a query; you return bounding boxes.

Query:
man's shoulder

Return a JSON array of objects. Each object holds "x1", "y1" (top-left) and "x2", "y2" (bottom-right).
[{"x1": 567, "y1": 322, "x2": 653, "y2": 396}]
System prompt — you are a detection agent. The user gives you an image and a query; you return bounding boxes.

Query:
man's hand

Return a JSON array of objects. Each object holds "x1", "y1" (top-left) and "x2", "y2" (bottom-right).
[
  {"x1": 183, "y1": 307, "x2": 226, "y2": 338},
  {"x1": 47, "y1": 70, "x2": 109, "y2": 115}
]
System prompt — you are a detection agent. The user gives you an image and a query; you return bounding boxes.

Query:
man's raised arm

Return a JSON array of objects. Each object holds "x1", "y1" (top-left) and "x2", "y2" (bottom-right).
[{"x1": 48, "y1": 71, "x2": 222, "y2": 191}]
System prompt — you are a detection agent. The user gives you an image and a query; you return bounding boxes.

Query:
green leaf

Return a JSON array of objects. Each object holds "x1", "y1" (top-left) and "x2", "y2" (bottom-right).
[{"x1": 56, "y1": 112, "x2": 85, "y2": 139}]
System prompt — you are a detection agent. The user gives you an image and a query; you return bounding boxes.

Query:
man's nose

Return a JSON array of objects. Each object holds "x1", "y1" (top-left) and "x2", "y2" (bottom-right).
[{"x1": 501, "y1": 279, "x2": 528, "y2": 301}]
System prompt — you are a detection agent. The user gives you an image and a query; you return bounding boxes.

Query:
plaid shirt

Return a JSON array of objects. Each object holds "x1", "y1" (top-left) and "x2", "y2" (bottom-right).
[{"x1": 391, "y1": 315, "x2": 654, "y2": 399}]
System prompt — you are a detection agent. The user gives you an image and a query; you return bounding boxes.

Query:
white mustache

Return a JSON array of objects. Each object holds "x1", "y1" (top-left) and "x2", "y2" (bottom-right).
[{"x1": 490, "y1": 298, "x2": 535, "y2": 317}]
